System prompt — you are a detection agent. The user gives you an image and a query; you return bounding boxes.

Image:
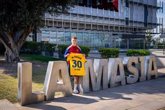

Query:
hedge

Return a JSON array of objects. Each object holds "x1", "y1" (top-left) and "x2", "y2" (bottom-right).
[
  {"x1": 21, "y1": 42, "x2": 90, "y2": 58},
  {"x1": 126, "y1": 49, "x2": 150, "y2": 56},
  {"x1": 21, "y1": 42, "x2": 55, "y2": 54},
  {"x1": 79, "y1": 45, "x2": 90, "y2": 57},
  {"x1": 58, "y1": 44, "x2": 90, "y2": 58},
  {"x1": 21, "y1": 42, "x2": 42, "y2": 54},
  {"x1": 99, "y1": 48, "x2": 119, "y2": 58}
]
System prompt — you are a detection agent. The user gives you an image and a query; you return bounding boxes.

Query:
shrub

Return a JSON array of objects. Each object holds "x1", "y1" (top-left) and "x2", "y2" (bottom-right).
[
  {"x1": 21, "y1": 41, "x2": 41, "y2": 54},
  {"x1": 58, "y1": 44, "x2": 90, "y2": 58},
  {"x1": 99, "y1": 48, "x2": 119, "y2": 58},
  {"x1": 58, "y1": 45, "x2": 68, "y2": 55},
  {"x1": 21, "y1": 42, "x2": 90, "y2": 57},
  {"x1": 80, "y1": 46, "x2": 90, "y2": 57},
  {"x1": 43, "y1": 43, "x2": 55, "y2": 52},
  {"x1": 126, "y1": 49, "x2": 150, "y2": 56},
  {"x1": 21, "y1": 42, "x2": 56, "y2": 54}
]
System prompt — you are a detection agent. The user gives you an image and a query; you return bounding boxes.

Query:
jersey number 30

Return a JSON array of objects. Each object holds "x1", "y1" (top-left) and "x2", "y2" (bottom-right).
[{"x1": 72, "y1": 60, "x2": 82, "y2": 68}]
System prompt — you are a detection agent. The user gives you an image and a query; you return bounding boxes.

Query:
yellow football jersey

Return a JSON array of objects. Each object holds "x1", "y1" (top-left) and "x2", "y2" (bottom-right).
[{"x1": 67, "y1": 53, "x2": 87, "y2": 76}]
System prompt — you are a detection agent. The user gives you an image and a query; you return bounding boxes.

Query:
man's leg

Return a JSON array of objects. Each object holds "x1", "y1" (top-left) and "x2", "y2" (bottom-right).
[
  {"x1": 73, "y1": 76, "x2": 79, "y2": 94},
  {"x1": 78, "y1": 76, "x2": 84, "y2": 94}
]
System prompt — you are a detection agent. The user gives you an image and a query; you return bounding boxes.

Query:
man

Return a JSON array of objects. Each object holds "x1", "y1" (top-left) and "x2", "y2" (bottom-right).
[{"x1": 64, "y1": 36, "x2": 84, "y2": 94}]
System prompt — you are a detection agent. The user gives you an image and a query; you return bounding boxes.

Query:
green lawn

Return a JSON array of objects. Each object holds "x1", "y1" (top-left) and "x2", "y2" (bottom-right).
[
  {"x1": 0, "y1": 54, "x2": 64, "y2": 103},
  {"x1": 0, "y1": 74, "x2": 17, "y2": 103},
  {"x1": 21, "y1": 54, "x2": 62, "y2": 62}
]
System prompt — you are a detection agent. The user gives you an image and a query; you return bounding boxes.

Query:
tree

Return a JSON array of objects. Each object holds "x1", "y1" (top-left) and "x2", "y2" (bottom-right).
[
  {"x1": 0, "y1": 0, "x2": 73, "y2": 62},
  {"x1": 145, "y1": 30, "x2": 153, "y2": 49}
]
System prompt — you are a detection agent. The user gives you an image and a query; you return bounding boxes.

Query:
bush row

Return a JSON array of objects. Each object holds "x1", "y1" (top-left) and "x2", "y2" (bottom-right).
[
  {"x1": 21, "y1": 42, "x2": 90, "y2": 58},
  {"x1": 21, "y1": 42, "x2": 55, "y2": 54},
  {"x1": 1, "y1": 41, "x2": 151, "y2": 58},
  {"x1": 98, "y1": 48, "x2": 150, "y2": 58},
  {"x1": 126, "y1": 49, "x2": 150, "y2": 56},
  {"x1": 99, "y1": 48, "x2": 119, "y2": 58}
]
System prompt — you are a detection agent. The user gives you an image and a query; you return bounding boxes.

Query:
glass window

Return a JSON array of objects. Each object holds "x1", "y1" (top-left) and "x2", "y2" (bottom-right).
[
  {"x1": 77, "y1": 32, "x2": 84, "y2": 46},
  {"x1": 49, "y1": 31, "x2": 56, "y2": 44},
  {"x1": 99, "y1": 33, "x2": 105, "y2": 47},
  {"x1": 41, "y1": 30, "x2": 50, "y2": 42},
  {"x1": 71, "y1": 32, "x2": 77, "y2": 37},
  {"x1": 57, "y1": 32, "x2": 64, "y2": 45},
  {"x1": 83, "y1": 32, "x2": 91, "y2": 47},
  {"x1": 64, "y1": 32, "x2": 71, "y2": 45}
]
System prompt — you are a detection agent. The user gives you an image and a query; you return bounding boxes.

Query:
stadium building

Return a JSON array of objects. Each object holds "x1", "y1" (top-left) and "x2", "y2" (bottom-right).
[{"x1": 36, "y1": 0, "x2": 162, "y2": 49}]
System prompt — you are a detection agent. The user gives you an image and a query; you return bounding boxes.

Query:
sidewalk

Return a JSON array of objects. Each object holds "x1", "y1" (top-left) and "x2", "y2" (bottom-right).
[{"x1": 18, "y1": 77, "x2": 165, "y2": 110}]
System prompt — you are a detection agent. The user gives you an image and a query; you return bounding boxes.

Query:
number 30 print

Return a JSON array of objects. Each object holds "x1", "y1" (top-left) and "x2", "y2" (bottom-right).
[{"x1": 72, "y1": 60, "x2": 82, "y2": 68}]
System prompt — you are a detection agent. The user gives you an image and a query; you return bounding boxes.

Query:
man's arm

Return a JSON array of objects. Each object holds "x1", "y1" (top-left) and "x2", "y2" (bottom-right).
[{"x1": 64, "y1": 47, "x2": 69, "y2": 58}]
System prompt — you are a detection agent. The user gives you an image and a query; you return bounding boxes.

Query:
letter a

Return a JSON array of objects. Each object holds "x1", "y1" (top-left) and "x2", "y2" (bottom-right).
[
  {"x1": 43, "y1": 61, "x2": 72, "y2": 100},
  {"x1": 147, "y1": 56, "x2": 158, "y2": 80}
]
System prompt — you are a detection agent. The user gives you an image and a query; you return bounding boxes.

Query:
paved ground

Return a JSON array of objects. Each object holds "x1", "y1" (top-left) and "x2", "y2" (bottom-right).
[
  {"x1": 0, "y1": 99, "x2": 18, "y2": 110},
  {"x1": 17, "y1": 76, "x2": 165, "y2": 110}
]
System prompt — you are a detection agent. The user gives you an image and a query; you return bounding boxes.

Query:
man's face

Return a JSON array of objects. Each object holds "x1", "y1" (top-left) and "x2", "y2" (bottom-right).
[{"x1": 71, "y1": 38, "x2": 77, "y2": 45}]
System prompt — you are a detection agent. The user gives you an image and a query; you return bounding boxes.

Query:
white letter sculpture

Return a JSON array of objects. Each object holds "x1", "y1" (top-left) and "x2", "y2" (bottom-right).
[{"x1": 43, "y1": 61, "x2": 72, "y2": 100}]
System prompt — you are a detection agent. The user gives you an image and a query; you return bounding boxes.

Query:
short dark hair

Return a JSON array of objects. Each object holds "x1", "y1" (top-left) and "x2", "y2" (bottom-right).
[{"x1": 71, "y1": 36, "x2": 77, "y2": 39}]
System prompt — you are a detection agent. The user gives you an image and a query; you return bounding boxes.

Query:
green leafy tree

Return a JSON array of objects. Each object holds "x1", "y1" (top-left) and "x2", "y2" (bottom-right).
[
  {"x1": 145, "y1": 31, "x2": 153, "y2": 49},
  {"x1": 0, "y1": 0, "x2": 73, "y2": 62}
]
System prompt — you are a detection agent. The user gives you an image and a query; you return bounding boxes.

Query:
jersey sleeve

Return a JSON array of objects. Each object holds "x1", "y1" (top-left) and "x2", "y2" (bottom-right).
[
  {"x1": 64, "y1": 47, "x2": 70, "y2": 58},
  {"x1": 81, "y1": 54, "x2": 87, "y2": 62}
]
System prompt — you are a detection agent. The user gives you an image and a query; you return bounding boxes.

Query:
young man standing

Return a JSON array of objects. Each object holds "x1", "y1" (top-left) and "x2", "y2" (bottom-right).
[{"x1": 64, "y1": 36, "x2": 84, "y2": 94}]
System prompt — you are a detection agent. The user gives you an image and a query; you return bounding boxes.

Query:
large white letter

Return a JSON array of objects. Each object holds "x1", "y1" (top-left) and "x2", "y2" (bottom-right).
[
  {"x1": 139, "y1": 57, "x2": 146, "y2": 81},
  {"x1": 147, "y1": 56, "x2": 158, "y2": 80},
  {"x1": 126, "y1": 57, "x2": 139, "y2": 84},
  {"x1": 18, "y1": 62, "x2": 44, "y2": 106},
  {"x1": 43, "y1": 61, "x2": 72, "y2": 100},
  {"x1": 110, "y1": 58, "x2": 126, "y2": 87},
  {"x1": 83, "y1": 59, "x2": 108, "y2": 92}
]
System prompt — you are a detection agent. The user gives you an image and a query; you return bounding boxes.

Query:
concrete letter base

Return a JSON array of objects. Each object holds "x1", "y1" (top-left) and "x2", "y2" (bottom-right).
[
  {"x1": 43, "y1": 61, "x2": 72, "y2": 101},
  {"x1": 110, "y1": 58, "x2": 126, "y2": 87},
  {"x1": 17, "y1": 62, "x2": 44, "y2": 106}
]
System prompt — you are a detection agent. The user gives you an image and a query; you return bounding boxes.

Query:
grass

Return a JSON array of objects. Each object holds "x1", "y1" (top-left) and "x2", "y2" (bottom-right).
[
  {"x1": 0, "y1": 72, "x2": 46, "y2": 103},
  {"x1": 0, "y1": 54, "x2": 64, "y2": 103},
  {"x1": 0, "y1": 74, "x2": 17, "y2": 103},
  {"x1": 21, "y1": 54, "x2": 62, "y2": 62}
]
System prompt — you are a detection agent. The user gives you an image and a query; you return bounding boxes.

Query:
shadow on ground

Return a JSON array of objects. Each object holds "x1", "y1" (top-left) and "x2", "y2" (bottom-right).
[
  {"x1": 24, "y1": 77, "x2": 165, "y2": 110},
  {"x1": 26, "y1": 104, "x2": 67, "y2": 110}
]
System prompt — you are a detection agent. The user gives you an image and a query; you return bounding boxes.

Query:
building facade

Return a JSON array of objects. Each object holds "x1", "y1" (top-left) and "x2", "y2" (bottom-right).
[
  {"x1": 156, "y1": 0, "x2": 165, "y2": 38},
  {"x1": 37, "y1": 0, "x2": 161, "y2": 49}
]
